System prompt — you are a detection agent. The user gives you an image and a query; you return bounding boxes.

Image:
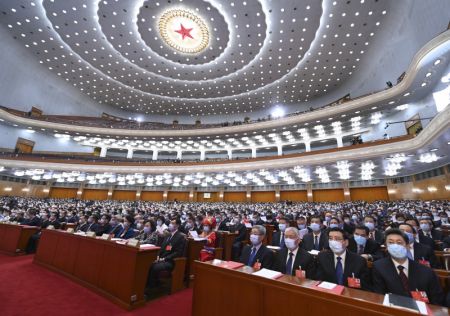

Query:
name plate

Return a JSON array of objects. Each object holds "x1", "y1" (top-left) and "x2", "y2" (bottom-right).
[
  {"x1": 127, "y1": 239, "x2": 140, "y2": 248},
  {"x1": 86, "y1": 231, "x2": 96, "y2": 238},
  {"x1": 101, "y1": 233, "x2": 112, "y2": 241},
  {"x1": 47, "y1": 225, "x2": 55, "y2": 230},
  {"x1": 66, "y1": 228, "x2": 75, "y2": 233}
]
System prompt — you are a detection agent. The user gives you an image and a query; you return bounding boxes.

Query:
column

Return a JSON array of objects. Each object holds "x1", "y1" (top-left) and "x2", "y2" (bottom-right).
[
  {"x1": 246, "y1": 187, "x2": 252, "y2": 202},
  {"x1": 77, "y1": 183, "x2": 84, "y2": 199},
  {"x1": 136, "y1": 188, "x2": 142, "y2": 201},
  {"x1": 176, "y1": 150, "x2": 182, "y2": 160},
  {"x1": 107, "y1": 187, "x2": 113, "y2": 200},
  {"x1": 304, "y1": 141, "x2": 311, "y2": 152},
  {"x1": 336, "y1": 137, "x2": 343, "y2": 148},
  {"x1": 227, "y1": 148, "x2": 232, "y2": 160},
  {"x1": 200, "y1": 150, "x2": 205, "y2": 161},
  {"x1": 307, "y1": 183, "x2": 313, "y2": 202},
  {"x1": 251, "y1": 147, "x2": 256, "y2": 158},
  {"x1": 189, "y1": 188, "x2": 195, "y2": 202},
  {"x1": 343, "y1": 181, "x2": 351, "y2": 202},
  {"x1": 218, "y1": 188, "x2": 224, "y2": 202},
  {"x1": 275, "y1": 186, "x2": 281, "y2": 202},
  {"x1": 152, "y1": 150, "x2": 158, "y2": 160},
  {"x1": 277, "y1": 145, "x2": 283, "y2": 156},
  {"x1": 126, "y1": 148, "x2": 133, "y2": 159},
  {"x1": 100, "y1": 146, "x2": 107, "y2": 157},
  {"x1": 163, "y1": 189, "x2": 168, "y2": 202}
]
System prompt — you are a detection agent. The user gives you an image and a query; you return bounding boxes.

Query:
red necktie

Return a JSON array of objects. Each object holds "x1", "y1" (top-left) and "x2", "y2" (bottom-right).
[{"x1": 397, "y1": 265, "x2": 410, "y2": 294}]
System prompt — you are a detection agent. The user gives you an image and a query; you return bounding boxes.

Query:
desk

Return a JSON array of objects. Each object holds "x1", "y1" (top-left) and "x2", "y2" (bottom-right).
[
  {"x1": 192, "y1": 261, "x2": 449, "y2": 316},
  {"x1": 0, "y1": 223, "x2": 39, "y2": 255},
  {"x1": 34, "y1": 229, "x2": 160, "y2": 310},
  {"x1": 217, "y1": 231, "x2": 237, "y2": 261}
]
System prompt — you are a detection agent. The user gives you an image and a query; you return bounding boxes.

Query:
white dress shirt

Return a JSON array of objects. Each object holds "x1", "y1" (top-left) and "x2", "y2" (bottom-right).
[{"x1": 392, "y1": 258, "x2": 409, "y2": 277}]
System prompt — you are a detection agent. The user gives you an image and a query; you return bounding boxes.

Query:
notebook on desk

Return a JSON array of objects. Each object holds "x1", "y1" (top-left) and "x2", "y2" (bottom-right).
[{"x1": 383, "y1": 293, "x2": 428, "y2": 315}]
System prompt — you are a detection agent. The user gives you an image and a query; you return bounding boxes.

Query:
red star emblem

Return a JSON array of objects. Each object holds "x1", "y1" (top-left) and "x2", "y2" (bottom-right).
[{"x1": 174, "y1": 23, "x2": 194, "y2": 40}]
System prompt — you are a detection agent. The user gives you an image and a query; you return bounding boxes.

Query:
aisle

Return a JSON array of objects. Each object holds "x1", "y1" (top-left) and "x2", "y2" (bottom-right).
[{"x1": 0, "y1": 254, "x2": 192, "y2": 316}]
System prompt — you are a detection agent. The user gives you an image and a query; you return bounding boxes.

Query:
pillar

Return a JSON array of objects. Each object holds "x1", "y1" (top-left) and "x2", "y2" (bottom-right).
[
  {"x1": 107, "y1": 186, "x2": 113, "y2": 200},
  {"x1": 277, "y1": 145, "x2": 283, "y2": 156},
  {"x1": 227, "y1": 148, "x2": 232, "y2": 160},
  {"x1": 152, "y1": 150, "x2": 158, "y2": 160},
  {"x1": 251, "y1": 147, "x2": 256, "y2": 158},
  {"x1": 343, "y1": 181, "x2": 351, "y2": 202},
  {"x1": 275, "y1": 186, "x2": 281, "y2": 202},
  {"x1": 305, "y1": 141, "x2": 311, "y2": 152},
  {"x1": 336, "y1": 137, "x2": 343, "y2": 148},
  {"x1": 200, "y1": 150, "x2": 205, "y2": 161},
  {"x1": 100, "y1": 146, "x2": 107, "y2": 157},
  {"x1": 176, "y1": 150, "x2": 182, "y2": 160},
  {"x1": 307, "y1": 183, "x2": 313, "y2": 202},
  {"x1": 126, "y1": 148, "x2": 133, "y2": 159}
]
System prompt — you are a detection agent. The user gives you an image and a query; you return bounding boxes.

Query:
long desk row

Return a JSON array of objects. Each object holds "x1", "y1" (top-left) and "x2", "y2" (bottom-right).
[
  {"x1": 34, "y1": 229, "x2": 160, "y2": 310},
  {"x1": 0, "y1": 223, "x2": 39, "y2": 255},
  {"x1": 193, "y1": 261, "x2": 449, "y2": 316}
]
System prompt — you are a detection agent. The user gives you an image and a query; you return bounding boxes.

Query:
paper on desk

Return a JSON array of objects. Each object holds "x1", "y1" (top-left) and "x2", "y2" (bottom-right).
[
  {"x1": 139, "y1": 244, "x2": 156, "y2": 249},
  {"x1": 382, "y1": 294, "x2": 428, "y2": 315},
  {"x1": 317, "y1": 281, "x2": 337, "y2": 290},
  {"x1": 309, "y1": 250, "x2": 320, "y2": 255},
  {"x1": 244, "y1": 223, "x2": 252, "y2": 228},
  {"x1": 189, "y1": 230, "x2": 199, "y2": 238},
  {"x1": 194, "y1": 237, "x2": 207, "y2": 241},
  {"x1": 252, "y1": 268, "x2": 283, "y2": 279},
  {"x1": 266, "y1": 245, "x2": 281, "y2": 251}
]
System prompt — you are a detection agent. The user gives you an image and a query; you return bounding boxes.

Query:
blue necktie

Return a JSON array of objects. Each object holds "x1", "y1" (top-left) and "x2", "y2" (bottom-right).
[
  {"x1": 336, "y1": 257, "x2": 344, "y2": 285},
  {"x1": 280, "y1": 232, "x2": 285, "y2": 249},
  {"x1": 314, "y1": 235, "x2": 319, "y2": 250},
  {"x1": 286, "y1": 252, "x2": 294, "y2": 275},
  {"x1": 248, "y1": 247, "x2": 257, "y2": 266}
]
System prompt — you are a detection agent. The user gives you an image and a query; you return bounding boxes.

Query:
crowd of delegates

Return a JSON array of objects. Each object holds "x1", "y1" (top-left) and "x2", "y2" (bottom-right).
[{"x1": 0, "y1": 197, "x2": 449, "y2": 306}]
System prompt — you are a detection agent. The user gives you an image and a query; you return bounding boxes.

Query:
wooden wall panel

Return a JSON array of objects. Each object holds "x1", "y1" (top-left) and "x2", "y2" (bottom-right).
[
  {"x1": 196, "y1": 192, "x2": 219, "y2": 202},
  {"x1": 223, "y1": 192, "x2": 247, "y2": 202},
  {"x1": 49, "y1": 187, "x2": 78, "y2": 199},
  {"x1": 0, "y1": 181, "x2": 49, "y2": 198},
  {"x1": 140, "y1": 191, "x2": 164, "y2": 201},
  {"x1": 280, "y1": 190, "x2": 308, "y2": 202},
  {"x1": 112, "y1": 190, "x2": 136, "y2": 201},
  {"x1": 350, "y1": 187, "x2": 388, "y2": 202},
  {"x1": 388, "y1": 174, "x2": 450, "y2": 200},
  {"x1": 251, "y1": 191, "x2": 276, "y2": 203},
  {"x1": 313, "y1": 189, "x2": 345, "y2": 202},
  {"x1": 167, "y1": 191, "x2": 190, "y2": 201},
  {"x1": 82, "y1": 189, "x2": 108, "y2": 200}
]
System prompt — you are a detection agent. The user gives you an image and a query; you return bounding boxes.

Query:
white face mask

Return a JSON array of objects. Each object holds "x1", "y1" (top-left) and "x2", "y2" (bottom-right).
[
  {"x1": 284, "y1": 238, "x2": 297, "y2": 250},
  {"x1": 329, "y1": 240, "x2": 345, "y2": 254}
]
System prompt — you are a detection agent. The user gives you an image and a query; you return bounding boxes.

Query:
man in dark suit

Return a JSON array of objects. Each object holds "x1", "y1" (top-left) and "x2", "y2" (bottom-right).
[
  {"x1": 301, "y1": 215, "x2": 328, "y2": 251},
  {"x1": 86, "y1": 214, "x2": 100, "y2": 234},
  {"x1": 76, "y1": 215, "x2": 89, "y2": 232},
  {"x1": 96, "y1": 214, "x2": 112, "y2": 236},
  {"x1": 273, "y1": 227, "x2": 315, "y2": 278},
  {"x1": 316, "y1": 227, "x2": 371, "y2": 290},
  {"x1": 372, "y1": 228, "x2": 444, "y2": 306},
  {"x1": 405, "y1": 218, "x2": 435, "y2": 250},
  {"x1": 399, "y1": 223, "x2": 439, "y2": 268},
  {"x1": 272, "y1": 217, "x2": 289, "y2": 248},
  {"x1": 23, "y1": 209, "x2": 41, "y2": 227},
  {"x1": 419, "y1": 218, "x2": 443, "y2": 241},
  {"x1": 240, "y1": 225, "x2": 273, "y2": 269},
  {"x1": 146, "y1": 218, "x2": 186, "y2": 289},
  {"x1": 227, "y1": 214, "x2": 247, "y2": 260},
  {"x1": 348, "y1": 225, "x2": 384, "y2": 262},
  {"x1": 363, "y1": 215, "x2": 384, "y2": 245},
  {"x1": 251, "y1": 212, "x2": 265, "y2": 226}
]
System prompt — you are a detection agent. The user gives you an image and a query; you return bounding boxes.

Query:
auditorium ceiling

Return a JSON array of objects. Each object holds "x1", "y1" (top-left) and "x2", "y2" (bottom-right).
[{"x1": 0, "y1": 0, "x2": 416, "y2": 118}]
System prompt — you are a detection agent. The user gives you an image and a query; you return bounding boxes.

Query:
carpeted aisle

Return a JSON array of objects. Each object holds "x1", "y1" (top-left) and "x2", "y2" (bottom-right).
[{"x1": 0, "y1": 254, "x2": 192, "y2": 316}]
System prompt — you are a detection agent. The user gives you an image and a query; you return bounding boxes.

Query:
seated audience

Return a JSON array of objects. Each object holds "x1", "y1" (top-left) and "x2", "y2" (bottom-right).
[
  {"x1": 348, "y1": 225, "x2": 384, "y2": 262},
  {"x1": 199, "y1": 217, "x2": 218, "y2": 262},
  {"x1": 137, "y1": 220, "x2": 159, "y2": 245},
  {"x1": 302, "y1": 215, "x2": 329, "y2": 251},
  {"x1": 272, "y1": 217, "x2": 289, "y2": 248},
  {"x1": 240, "y1": 225, "x2": 274, "y2": 269}
]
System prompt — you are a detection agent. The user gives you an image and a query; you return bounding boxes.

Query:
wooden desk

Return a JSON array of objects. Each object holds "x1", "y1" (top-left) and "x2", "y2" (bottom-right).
[
  {"x1": 0, "y1": 223, "x2": 39, "y2": 255},
  {"x1": 34, "y1": 229, "x2": 160, "y2": 310},
  {"x1": 186, "y1": 238, "x2": 207, "y2": 279},
  {"x1": 192, "y1": 261, "x2": 449, "y2": 316}
]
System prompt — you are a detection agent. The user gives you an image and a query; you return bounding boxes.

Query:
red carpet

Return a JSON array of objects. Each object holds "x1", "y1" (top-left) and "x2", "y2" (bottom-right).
[{"x1": 0, "y1": 254, "x2": 192, "y2": 316}]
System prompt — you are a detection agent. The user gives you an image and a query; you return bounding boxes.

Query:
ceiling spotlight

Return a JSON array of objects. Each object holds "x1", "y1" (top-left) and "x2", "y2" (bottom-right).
[{"x1": 271, "y1": 106, "x2": 285, "y2": 118}]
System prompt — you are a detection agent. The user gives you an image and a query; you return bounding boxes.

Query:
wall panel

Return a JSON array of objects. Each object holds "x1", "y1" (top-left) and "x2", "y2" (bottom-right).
[
  {"x1": 167, "y1": 191, "x2": 190, "y2": 201},
  {"x1": 313, "y1": 189, "x2": 345, "y2": 202},
  {"x1": 251, "y1": 191, "x2": 276, "y2": 203},
  {"x1": 140, "y1": 191, "x2": 164, "y2": 201},
  {"x1": 350, "y1": 187, "x2": 388, "y2": 202},
  {"x1": 196, "y1": 192, "x2": 219, "y2": 202},
  {"x1": 49, "y1": 187, "x2": 78, "y2": 199},
  {"x1": 280, "y1": 190, "x2": 308, "y2": 202},
  {"x1": 112, "y1": 190, "x2": 136, "y2": 201},
  {"x1": 223, "y1": 192, "x2": 246, "y2": 202},
  {"x1": 82, "y1": 189, "x2": 108, "y2": 200}
]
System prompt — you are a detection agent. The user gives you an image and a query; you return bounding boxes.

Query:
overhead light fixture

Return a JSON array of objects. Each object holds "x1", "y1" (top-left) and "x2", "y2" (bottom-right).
[
  {"x1": 419, "y1": 152, "x2": 438, "y2": 163},
  {"x1": 271, "y1": 106, "x2": 285, "y2": 118},
  {"x1": 396, "y1": 104, "x2": 408, "y2": 111}
]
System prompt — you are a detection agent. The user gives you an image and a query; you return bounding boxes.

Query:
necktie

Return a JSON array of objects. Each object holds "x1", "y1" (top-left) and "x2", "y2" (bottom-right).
[
  {"x1": 280, "y1": 232, "x2": 285, "y2": 249},
  {"x1": 336, "y1": 257, "x2": 344, "y2": 285},
  {"x1": 248, "y1": 247, "x2": 257, "y2": 266},
  {"x1": 369, "y1": 232, "x2": 374, "y2": 240},
  {"x1": 314, "y1": 235, "x2": 319, "y2": 250},
  {"x1": 397, "y1": 265, "x2": 410, "y2": 294},
  {"x1": 286, "y1": 252, "x2": 294, "y2": 275},
  {"x1": 358, "y1": 245, "x2": 364, "y2": 255}
]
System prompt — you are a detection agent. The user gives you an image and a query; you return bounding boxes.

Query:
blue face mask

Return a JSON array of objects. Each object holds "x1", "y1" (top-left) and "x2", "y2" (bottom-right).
[
  {"x1": 143, "y1": 227, "x2": 151, "y2": 234},
  {"x1": 420, "y1": 223, "x2": 430, "y2": 232},
  {"x1": 364, "y1": 222, "x2": 375, "y2": 231},
  {"x1": 329, "y1": 240, "x2": 345, "y2": 254},
  {"x1": 278, "y1": 224, "x2": 287, "y2": 232},
  {"x1": 329, "y1": 223, "x2": 339, "y2": 229},
  {"x1": 354, "y1": 235, "x2": 367, "y2": 246},
  {"x1": 297, "y1": 224, "x2": 306, "y2": 230},
  {"x1": 387, "y1": 244, "x2": 407, "y2": 260},
  {"x1": 404, "y1": 232, "x2": 414, "y2": 244},
  {"x1": 310, "y1": 223, "x2": 321, "y2": 232},
  {"x1": 250, "y1": 234, "x2": 261, "y2": 246},
  {"x1": 284, "y1": 238, "x2": 297, "y2": 250}
]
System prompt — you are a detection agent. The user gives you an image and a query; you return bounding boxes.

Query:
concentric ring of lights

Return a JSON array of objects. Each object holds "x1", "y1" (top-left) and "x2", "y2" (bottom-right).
[{"x1": 158, "y1": 9, "x2": 210, "y2": 54}]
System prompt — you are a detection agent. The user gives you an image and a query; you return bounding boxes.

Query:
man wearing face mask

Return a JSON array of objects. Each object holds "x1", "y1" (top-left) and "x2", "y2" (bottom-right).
[
  {"x1": 146, "y1": 218, "x2": 186, "y2": 290},
  {"x1": 240, "y1": 225, "x2": 273, "y2": 269},
  {"x1": 272, "y1": 217, "x2": 289, "y2": 248},
  {"x1": 316, "y1": 227, "x2": 371, "y2": 290},
  {"x1": 398, "y1": 223, "x2": 439, "y2": 268},
  {"x1": 117, "y1": 215, "x2": 138, "y2": 239},
  {"x1": 273, "y1": 227, "x2": 315, "y2": 278},
  {"x1": 251, "y1": 212, "x2": 264, "y2": 226},
  {"x1": 228, "y1": 213, "x2": 247, "y2": 261},
  {"x1": 301, "y1": 215, "x2": 329, "y2": 252},
  {"x1": 107, "y1": 215, "x2": 123, "y2": 236},
  {"x1": 96, "y1": 214, "x2": 112, "y2": 236},
  {"x1": 405, "y1": 218, "x2": 435, "y2": 250},
  {"x1": 348, "y1": 225, "x2": 383, "y2": 262},
  {"x1": 363, "y1": 215, "x2": 384, "y2": 245},
  {"x1": 372, "y1": 228, "x2": 444, "y2": 305},
  {"x1": 418, "y1": 218, "x2": 443, "y2": 242}
]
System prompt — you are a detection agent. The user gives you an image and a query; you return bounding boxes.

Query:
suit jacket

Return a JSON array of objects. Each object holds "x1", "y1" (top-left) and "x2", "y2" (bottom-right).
[
  {"x1": 116, "y1": 227, "x2": 137, "y2": 239},
  {"x1": 413, "y1": 242, "x2": 439, "y2": 268},
  {"x1": 348, "y1": 237, "x2": 384, "y2": 261},
  {"x1": 368, "y1": 230, "x2": 385, "y2": 245},
  {"x1": 316, "y1": 250, "x2": 371, "y2": 290},
  {"x1": 217, "y1": 220, "x2": 229, "y2": 231},
  {"x1": 301, "y1": 232, "x2": 329, "y2": 251},
  {"x1": 159, "y1": 230, "x2": 186, "y2": 264},
  {"x1": 76, "y1": 222, "x2": 88, "y2": 232},
  {"x1": 108, "y1": 224, "x2": 122, "y2": 235},
  {"x1": 229, "y1": 223, "x2": 247, "y2": 243},
  {"x1": 372, "y1": 257, "x2": 444, "y2": 305},
  {"x1": 418, "y1": 234, "x2": 436, "y2": 250},
  {"x1": 86, "y1": 223, "x2": 99, "y2": 233},
  {"x1": 273, "y1": 247, "x2": 316, "y2": 279},
  {"x1": 272, "y1": 231, "x2": 286, "y2": 248},
  {"x1": 419, "y1": 229, "x2": 443, "y2": 241},
  {"x1": 42, "y1": 219, "x2": 61, "y2": 229},
  {"x1": 240, "y1": 244, "x2": 274, "y2": 269},
  {"x1": 96, "y1": 224, "x2": 111, "y2": 236},
  {"x1": 23, "y1": 216, "x2": 41, "y2": 227}
]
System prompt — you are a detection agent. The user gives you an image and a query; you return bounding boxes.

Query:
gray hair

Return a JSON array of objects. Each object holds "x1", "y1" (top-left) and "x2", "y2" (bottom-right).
[
  {"x1": 252, "y1": 225, "x2": 266, "y2": 236},
  {"x1": 285, "y1": 227, "x2": 300, "y2": 238}
]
